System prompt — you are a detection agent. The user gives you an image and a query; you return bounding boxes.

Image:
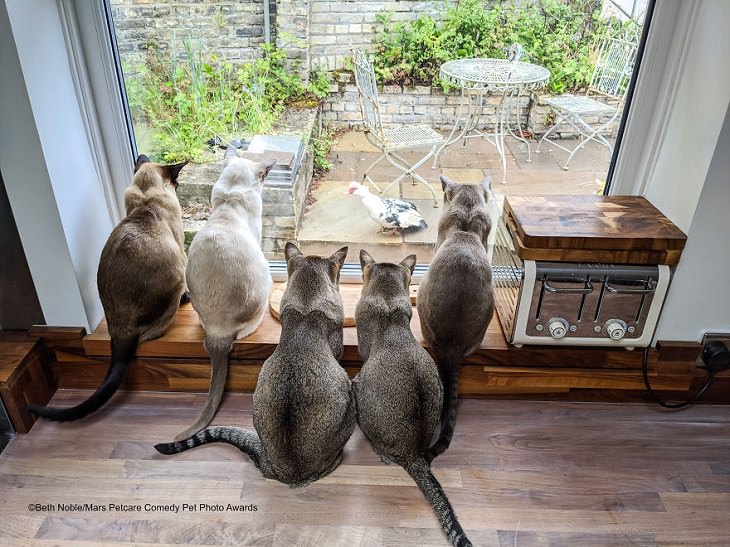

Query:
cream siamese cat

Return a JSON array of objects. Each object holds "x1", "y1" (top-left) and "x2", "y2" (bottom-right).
[
  {"x1": 27, "y1": 155, "x2": 188, "y2": 421},
  {"x1": 417, "y1": 175, "x2": 495, "y2": 463},
  {"x1": 174, "y1": 147, "x2": 276, "y2": 441},
  {"x1": 156, "y1": 243, "x2": 356, "y2": 488}
]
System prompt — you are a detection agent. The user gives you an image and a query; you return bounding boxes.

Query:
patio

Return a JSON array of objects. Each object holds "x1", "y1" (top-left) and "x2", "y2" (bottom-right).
[{"x1": 297, "y1": 130, "x2": 614, "y2": 262}]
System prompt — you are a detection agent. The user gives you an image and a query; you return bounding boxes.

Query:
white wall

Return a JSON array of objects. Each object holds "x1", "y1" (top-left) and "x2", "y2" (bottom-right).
[
  {"x1": 654, "y1": 106, "x2": 730, "y2": 341},
  {"x1": 644, "y1": 0, "x2": 730, "y2": 342},
  {"x1": 0, "y1": 0, "x2": 115, "y2": 331},
  {"x1": 641, "y1": 0, "x2": 730, "y2": 234}
]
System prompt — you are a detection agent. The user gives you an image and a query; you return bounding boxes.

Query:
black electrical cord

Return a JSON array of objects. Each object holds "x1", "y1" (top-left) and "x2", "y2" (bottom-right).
[{"x1": 642, "y1": 345, "x2": 716, "y2": 409}]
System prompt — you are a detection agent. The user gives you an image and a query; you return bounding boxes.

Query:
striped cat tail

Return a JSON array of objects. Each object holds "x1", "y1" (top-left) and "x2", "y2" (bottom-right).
[
  {"x1": 155, "y1": 426, "x2": 265, "y2": 469},
  {"x1": 406, "y1": 458, "x2": 472, "y2": 547}
]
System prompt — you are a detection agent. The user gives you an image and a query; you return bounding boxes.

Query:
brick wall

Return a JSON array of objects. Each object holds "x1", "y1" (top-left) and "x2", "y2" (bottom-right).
[
  {"x1": 323, "y1": 77, "x2": 536, "y2": 133},
  {"x1": 110, "y1": 0, "x2": 445, "y2": 73},
  {"x1": 276, "y1": 0, "x2": 311, "y2": 81},
  {"x1": 323, "y1": 78, "x2": 620, "y2": 139},
  {"x1": 110, "y1": 0, "x2": 267, "y2": 68},
  {"x1": 308, "y1": 0, "x2": 442, "y2": 72}
]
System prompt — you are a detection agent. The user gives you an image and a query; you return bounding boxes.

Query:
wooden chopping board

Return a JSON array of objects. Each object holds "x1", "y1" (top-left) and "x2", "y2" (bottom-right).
[
  {"x1": 269, "y1": 284, "x2": 418, "y2": 326},
  {"x1": 503, "y1": 195, "x2": 687, "y2": 264}
]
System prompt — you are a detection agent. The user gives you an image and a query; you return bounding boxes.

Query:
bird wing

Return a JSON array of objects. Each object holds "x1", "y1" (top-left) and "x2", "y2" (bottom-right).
[
  {"x1": 383, "y1": 198, "x2": 418, "y2": 211},
  {"x1": 382, "y1": 199, "x2": 427, "y2": 229}
]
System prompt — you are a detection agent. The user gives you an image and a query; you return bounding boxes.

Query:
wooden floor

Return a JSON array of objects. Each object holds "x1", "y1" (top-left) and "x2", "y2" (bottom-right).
[{"x1": 2, "y1": 390, "x2": 730, "y2": 546}]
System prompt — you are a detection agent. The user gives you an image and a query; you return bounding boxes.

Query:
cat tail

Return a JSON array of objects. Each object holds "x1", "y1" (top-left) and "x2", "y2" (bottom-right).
[
  {"x1": 26, "y1": 334, "x2": 139, "y2": 422},
  {"x1": 172, "y1": 334, "x2": 235, "y2": 441},
  {"x1": 426, "y1": 346, "x2": 463, "y2": 463},
  {"x1": 155, "y1": 426, "x2": 267, "y2": 471},
  {"x1": 406, "y1": 458, "x2": 472, "y2": 547}
]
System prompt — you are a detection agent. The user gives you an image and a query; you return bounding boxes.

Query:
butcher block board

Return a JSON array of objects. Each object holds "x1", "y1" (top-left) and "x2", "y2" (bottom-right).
[
  {"x1": 269, "y1": 284, "x2": 419, "y2": 326},
  {"x1": 503, "y1": 195, "x2": 687, "y2": 264}
]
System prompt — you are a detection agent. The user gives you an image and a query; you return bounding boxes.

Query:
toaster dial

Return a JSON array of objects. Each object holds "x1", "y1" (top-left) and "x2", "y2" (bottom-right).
[
  {"x1": 547, "y1": 318, "x2": 570, "y2": 339},
  {"x1": 605, "y1": 319, "x2": 628, "y2": 340}
]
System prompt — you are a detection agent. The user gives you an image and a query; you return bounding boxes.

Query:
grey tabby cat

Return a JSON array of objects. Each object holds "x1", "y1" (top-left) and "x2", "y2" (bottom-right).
[
  {"x1": 417, "y1": 175, "x2": 495, "y2": 463},
  {"x1": 28, "y1": 155, "x2": 188, "y2": 421},
  {"x1": 354, "y1": 250, "x2": 472, "y2": 547},
  {"x1": 155, "y1": 243, "x2": 356, "y2": 487}
]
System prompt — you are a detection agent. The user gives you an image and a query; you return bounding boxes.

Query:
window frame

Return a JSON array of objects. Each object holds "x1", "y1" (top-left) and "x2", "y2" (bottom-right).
[{"x1": 10, "y1": 0, "x2": 719, "y2": 329}]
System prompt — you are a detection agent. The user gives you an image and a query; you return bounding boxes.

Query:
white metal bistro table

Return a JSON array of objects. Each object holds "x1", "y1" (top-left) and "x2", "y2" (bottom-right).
[{"x1": 434, "y1": 58, "x2": 550, "y2": 183}]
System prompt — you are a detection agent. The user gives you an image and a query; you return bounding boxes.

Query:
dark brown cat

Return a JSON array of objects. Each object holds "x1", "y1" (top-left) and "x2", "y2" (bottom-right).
[
  {"x1": 27, "y1": 155, "x2": 188, "y2": 421},
  {"x1": 417, "y1": 175, "x2": 495, "y2": 463}
]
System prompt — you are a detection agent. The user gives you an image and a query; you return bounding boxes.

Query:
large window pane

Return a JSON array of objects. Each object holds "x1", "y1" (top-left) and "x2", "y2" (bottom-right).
[{"x1": 108, "y1": 0, "x2": 649, "y2": 262}]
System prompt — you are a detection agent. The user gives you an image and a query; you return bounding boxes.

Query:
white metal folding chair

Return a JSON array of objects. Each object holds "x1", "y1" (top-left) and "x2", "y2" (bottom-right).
[
  {"x1": 352, "y1": 49, "x2": 444, "y2": 207},
  {"x1": 536, "y1": 29, "x2": 640, "y2": 170}
]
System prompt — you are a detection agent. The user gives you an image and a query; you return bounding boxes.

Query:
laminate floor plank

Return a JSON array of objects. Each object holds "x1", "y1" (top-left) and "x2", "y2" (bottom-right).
[{"x1": 2, "y1": 391, "x2": 729, "y2": 545}]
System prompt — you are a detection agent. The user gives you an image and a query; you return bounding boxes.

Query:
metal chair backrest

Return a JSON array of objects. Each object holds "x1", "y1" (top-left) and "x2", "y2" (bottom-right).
[
  {"x1": 352, "y1": 49, "x2": 384, "y2": 139},
  {"x1": 588, "y1": 29, "x2": 640, "y2": 101}
]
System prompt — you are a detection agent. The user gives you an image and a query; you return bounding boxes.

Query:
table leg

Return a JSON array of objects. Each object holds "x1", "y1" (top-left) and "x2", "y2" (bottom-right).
[
  {"x1": 495, "y1": 90, "x2": 509, "y2": 184},
  {"x1": 504, "y1": 88, "x2": 532, "y2": 163},
  {"x1": 431, "y1": 87, "x2": 482, "y2": 169}
]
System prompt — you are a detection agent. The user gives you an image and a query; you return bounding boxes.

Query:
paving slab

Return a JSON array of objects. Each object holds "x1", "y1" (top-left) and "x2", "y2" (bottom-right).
[{"x1": 302, "y1": 130, "x2": 609, "y2": 259}]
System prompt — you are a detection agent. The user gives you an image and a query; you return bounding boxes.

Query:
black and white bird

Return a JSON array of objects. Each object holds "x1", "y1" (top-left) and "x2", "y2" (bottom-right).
[{"x1": 345, "y1": 181, "x2": 428, "y2": 235}]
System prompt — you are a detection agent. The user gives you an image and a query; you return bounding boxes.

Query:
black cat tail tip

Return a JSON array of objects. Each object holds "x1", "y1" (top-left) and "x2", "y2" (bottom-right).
[
  {"x1": 25, "y1": 403, "x2": 74, "y2": 423},
  {"x1": 154, "y1": 442, "x2": 178, "y2": 455},
  {"x1": 25, "y1": 404, "x2": 46, "y2": 418}
]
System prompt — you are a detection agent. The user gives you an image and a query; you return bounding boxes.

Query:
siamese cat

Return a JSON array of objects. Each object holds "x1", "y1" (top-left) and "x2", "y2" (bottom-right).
[
  {"x1": 174, "y1": 148, "x2": 276, "y2": 441},
  {"x1": 417, "y1": 176, "x2": 495, "y2": 463},
  {"x1": 155, "y1": 243, "x2": 356, "y2": 488},
  {"x1": 27, "y1": 155, "x2": 188, "y2": 421},
  {"x1": 354, "y1": 251, "x2": 472, "y2": 547}
]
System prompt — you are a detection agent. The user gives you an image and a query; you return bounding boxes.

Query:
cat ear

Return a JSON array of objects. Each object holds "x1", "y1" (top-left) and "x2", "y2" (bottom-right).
[
  {"x1": 440, "y1": 174, "x2": 458, "y2": 192},
  {"x1": 328, "y1": 246, "x2": 349, "y2": 283},
  {"x1": 255, "y1": 159, "x2": 277, "y2": 183},
  {"x1": 284, "y1": 242, "x2": 303, "y2": 262},
  {"x1": 400, "y1": 254, "x2": 417, "y2": 275},
  {"x1": 481, "y1": 176, "x2": 493, "y2": 193},
  {"x1": 285, "y1": 242, "x2": 303, "y2": 277},
  {"x1": 440, "y1": 174, "x2": 458, "y2": 202},
  {"x1": 163, "y1": 161, "x2": 188, "y2": 185},
  {"x1": 134, "y1": 154, "x2": 150, "y2": 173},
  {"x1": 359, "y1": 249, "x2": 375, "y2": 270},
  {"x1": 223, "y1": 146, "x2": 239, "y2": 162}
]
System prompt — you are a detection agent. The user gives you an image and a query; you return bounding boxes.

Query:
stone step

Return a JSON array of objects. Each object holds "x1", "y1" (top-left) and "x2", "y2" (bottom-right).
[{"x1": 175, "y1": 106, "x2": 321, "y2": 257}]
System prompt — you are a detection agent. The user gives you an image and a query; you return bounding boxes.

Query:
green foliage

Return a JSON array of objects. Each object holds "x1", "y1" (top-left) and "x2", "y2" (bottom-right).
[
  {"x1": 372, "y1": 0, "x2": 626, "y2": 94},
  {"x1": 125, "y1": 40, "x2": 330, "y2": 163},
  {"x1": 311, "y1": 126, "x2": 334, "y2": 173}
]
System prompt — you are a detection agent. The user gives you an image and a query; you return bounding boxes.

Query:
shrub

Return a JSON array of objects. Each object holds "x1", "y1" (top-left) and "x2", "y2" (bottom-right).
[
  {"x1": 372, "y1": 0, "x2": 626, "y2": 94},
  {"x1": 125, "y1": 40, "x2": 330, "y2": 163}
]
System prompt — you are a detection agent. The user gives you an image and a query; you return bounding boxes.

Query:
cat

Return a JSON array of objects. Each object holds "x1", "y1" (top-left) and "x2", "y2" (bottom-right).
[
  {"x1": 354, "y1": 250, "x2": 473, "y2": 547},
  {"x1": 173, "y1": 148, "x2": 276, "y2": 441},
  {"x1": 417, "y1": 175, "x2": 495, "y2": 463},
  {"x1": 155, "y1": 243, "x2": 356, "y2": 487},
  {"x1": 27, "y1": 155, "x2": 188, "y2": 421}
]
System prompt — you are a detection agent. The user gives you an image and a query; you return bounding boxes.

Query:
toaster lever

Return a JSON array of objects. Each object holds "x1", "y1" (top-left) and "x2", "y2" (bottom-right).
[
  {"x1": 605, "y1": 281, "x2": 656, "y2": 294},
  {"x1": 543, "y1": 279, "x2": 593, "y2": 294}
]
